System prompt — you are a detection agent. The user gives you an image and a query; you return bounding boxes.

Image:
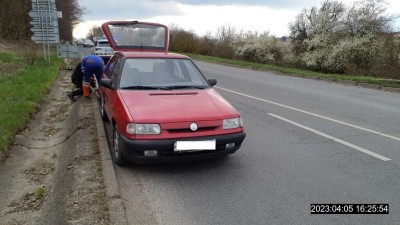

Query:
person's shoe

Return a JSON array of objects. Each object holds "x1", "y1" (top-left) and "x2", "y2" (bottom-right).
[{"x1": 67, "y1": 93, "x2": 77, "y2": 102}]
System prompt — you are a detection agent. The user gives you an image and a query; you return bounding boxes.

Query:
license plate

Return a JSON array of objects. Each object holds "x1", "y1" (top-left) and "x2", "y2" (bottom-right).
[{"x1": 174, "y1": 140, "x2": 216, "y2": 152}]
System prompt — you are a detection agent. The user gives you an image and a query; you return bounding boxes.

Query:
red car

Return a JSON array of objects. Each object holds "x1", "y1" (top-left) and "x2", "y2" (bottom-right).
[{"x1": 99, "y1": 21, "x2": 246, "y2": 166}]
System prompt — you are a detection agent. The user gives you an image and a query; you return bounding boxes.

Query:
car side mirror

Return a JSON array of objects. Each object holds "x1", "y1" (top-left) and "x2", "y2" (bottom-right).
[
  {"x1": 100, "y1": 79, "x2": 114, "y2": 89},
  {"x1": 208, "y1": 79, "x2": 217, "y2": 86}
]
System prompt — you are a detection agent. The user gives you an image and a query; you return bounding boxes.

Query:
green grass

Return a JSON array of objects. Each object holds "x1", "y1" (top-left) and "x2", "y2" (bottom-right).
[
  {"x1": 185, "y1": 53, "x2": 400, "y2": 89},
  {"x1": 0, "y1": 52, "x2": 18, "y2": 63},
  {"x1": 0, "y1": 52, "x2": 61, "y2": 153},
  {"x1": 35, "y1": 186, "x2": 48, "y2": 200}
]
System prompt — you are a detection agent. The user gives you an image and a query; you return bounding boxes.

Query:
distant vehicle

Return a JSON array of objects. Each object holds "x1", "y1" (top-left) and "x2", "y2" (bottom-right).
[
  {"x1": 75, "y1": 39, "x2": 84, "y2": 45},
  {"x1": 98, "y1": 21, "x2": 246, "y2": 166},
  {"x1": 82, "y1": 39, "x2": 94, "y2": 47},
  {"x1": 92, "y1": 38, "x2": 114, "y2": 57}
]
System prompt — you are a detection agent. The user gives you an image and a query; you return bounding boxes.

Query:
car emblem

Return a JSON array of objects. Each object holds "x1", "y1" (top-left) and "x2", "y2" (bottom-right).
[{"x1": 190, "y1": 123, "x2": 198, "y2": 131}]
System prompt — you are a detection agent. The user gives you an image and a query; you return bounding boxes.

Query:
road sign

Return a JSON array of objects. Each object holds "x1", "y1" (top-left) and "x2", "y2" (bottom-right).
[
  {"x1": 57, "y1": 42, "x2": 80, "y2": 59},
  {"x1": 28, "y1": 11, "x2": 57, "y2": 18},
  {"x1": 32, "y1": 36, "x2": 60, "y2": 43},
  {"x1": 29, "y1": 0, "x2": 60, "y2": 61}
]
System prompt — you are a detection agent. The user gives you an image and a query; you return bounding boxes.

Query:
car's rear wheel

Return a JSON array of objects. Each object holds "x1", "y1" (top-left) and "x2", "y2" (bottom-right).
[
  {"x1": 100, "y1": 97, "x2": 108, "y2": 121},
  {"x1": 113, "y1": 124, "x2": 128, "y2": 166}
]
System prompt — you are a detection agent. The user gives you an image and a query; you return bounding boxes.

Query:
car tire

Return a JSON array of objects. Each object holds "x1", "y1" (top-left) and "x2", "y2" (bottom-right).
[
  {"x1": 100, "y1": 97, "x2": 109, "y2": 121},
  {"x1": 113, "y1": 124, "x2": 128, "y2": 167}
]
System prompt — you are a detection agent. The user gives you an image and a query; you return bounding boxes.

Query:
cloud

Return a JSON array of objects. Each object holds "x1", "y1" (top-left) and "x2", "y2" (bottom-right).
[
  {"x1": 74, "y1": 0, "x2": 400, "y2": 38},
  {"x1": 81, "y1": 0, "x2": 184, "y2": 20},
  {"x1": 171, "y1": 0, "x2": 320, "y2": 9},
  {"x1": 73, "y1": 3, "x2": 297, "y2": 38},
  {"x1": 80, "y1": 0, "x2": 322, "y2": 21},
  {"x1": 148, "y1": 4, "x2": 297, "y2": 36}
]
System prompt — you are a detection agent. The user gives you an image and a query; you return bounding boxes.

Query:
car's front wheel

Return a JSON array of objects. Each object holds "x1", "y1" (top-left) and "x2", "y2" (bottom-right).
[{"x1": 113, "y1": 124, "x2": 128, "y2": 166}]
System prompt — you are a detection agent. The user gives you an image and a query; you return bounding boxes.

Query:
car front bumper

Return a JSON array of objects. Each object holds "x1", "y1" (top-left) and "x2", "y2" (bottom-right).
[{"x1": 118, "y1": 132, "x2": 246, "y2": 163}]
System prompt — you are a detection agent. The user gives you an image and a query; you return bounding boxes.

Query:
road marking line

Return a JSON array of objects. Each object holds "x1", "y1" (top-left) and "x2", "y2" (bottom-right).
[
  {"x1": 216, "y1": 86, "x2": 400, "y2": 142},
  {"x1": 268, "y1": 113, "x2": 391, "y2": 161}
]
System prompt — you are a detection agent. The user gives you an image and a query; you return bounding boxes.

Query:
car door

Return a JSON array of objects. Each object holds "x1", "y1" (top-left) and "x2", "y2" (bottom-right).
[{"x1": 103, "y1": 55, "x2": 123, "y2": 119}]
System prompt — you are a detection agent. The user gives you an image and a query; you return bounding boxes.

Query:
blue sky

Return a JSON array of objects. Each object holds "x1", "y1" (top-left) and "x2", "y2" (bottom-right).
[{"x1": 74, "y1": 0, "x2": 400, "y2": 38}]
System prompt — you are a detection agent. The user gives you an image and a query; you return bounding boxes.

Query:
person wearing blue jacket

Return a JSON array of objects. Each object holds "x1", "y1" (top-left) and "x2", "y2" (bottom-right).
[
  {"x1": 81, "y1": 55, "x2": 104, "y2": 98},
  {"x1": 67, "y1": 55, "x2": 104, "y2": 101}
]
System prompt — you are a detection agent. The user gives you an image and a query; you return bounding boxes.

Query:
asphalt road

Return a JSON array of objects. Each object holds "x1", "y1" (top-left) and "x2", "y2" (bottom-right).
[{"x1": 97, "y1": 53, "x2": 400, "y2": 224}]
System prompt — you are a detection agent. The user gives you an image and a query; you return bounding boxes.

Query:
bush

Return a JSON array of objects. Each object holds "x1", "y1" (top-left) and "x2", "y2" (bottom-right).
[{"x1": 235, "y1": 33, "x2": 296, "y2": 66}]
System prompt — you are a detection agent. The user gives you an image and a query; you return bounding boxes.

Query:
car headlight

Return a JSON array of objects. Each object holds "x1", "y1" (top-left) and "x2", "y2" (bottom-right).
[
  {"x1": 222, "y1": 117, "x2": 243, "y2": 129},
  {"x1": 126, "y1": 123, "x2": 161, "y2": 135}
]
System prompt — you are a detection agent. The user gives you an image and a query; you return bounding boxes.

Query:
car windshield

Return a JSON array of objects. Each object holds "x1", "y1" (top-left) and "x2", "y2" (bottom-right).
[
  {"x1": 97, "y1": 41, "x2": 110, "y2": 47},
  {"x1": 119, "y1": 58, "x2": 210, "y2": 90}
]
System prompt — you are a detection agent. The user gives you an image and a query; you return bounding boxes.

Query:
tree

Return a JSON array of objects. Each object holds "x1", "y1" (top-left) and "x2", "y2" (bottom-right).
[
  {"x1": 56, "y1": 0, "x2": 85, "y2": 42},
  {"x1": 0, "y1": 0, "x2": 84, "y2": 41},
  {"x1": 289, "y1": 0, "x2": 345, "y2": 54},
  {"x1": 343, "y1": 0, "x2": 394, "y2": 37},
  {"x1": 87, "y1": 26, "x2": 104, "y2": 40},
  {"x1": 214, "y1": 25, "x2": 237, "y2": 58},
  {"x1": 0, "y1": 0, "x2": 31, "y2": 40},
  {"x1": 289, "y1": 0, "x2": 399, "y2": 76},
  {"x1": 198, "y1": 32, "x2": 216, "y2": 56},
  {"x1": 169, "y1": 24, "x2": 199, "y2": 53}
]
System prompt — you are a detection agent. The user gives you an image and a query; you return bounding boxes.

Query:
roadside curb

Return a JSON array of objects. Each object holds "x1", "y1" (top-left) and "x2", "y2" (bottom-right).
[
  {"x1": 357, "y1": 82, "x2": 381, "y2": 90},
  {"x1": 91, "y1": 97, "x2": 128, "y2": 225},
  {"x1": 382, "y1": 86, "x2": 400, "y2": 93}
]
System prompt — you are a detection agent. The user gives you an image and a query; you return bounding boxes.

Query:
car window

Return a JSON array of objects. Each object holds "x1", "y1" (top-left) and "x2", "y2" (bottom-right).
[
  {"x1": 104, "y1": 55, "x2": 118, "y2": 78},
  {"x1": 119, "y1": 58, "x2": 209, "y2": 89},
  {"x1": 97, "y1": 41, "x2": 110, "y2": 47},
  {"x1": 111, "y1": 57, "x2": 123, "y2": 87},
  {"x1": 175, "y1": 60, "x2": 206, "y2": 84},
  {"x1": 106, "y1": 23, "x2": 166, "y2": 50}
]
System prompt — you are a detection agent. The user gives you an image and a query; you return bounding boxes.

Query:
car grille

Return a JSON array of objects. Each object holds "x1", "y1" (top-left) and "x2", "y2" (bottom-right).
[
  {"x1": 166, "y1": 126, "x2": 218, "y2": 133},
  {"x1": 95, "y1": 53, "x2": 113, "y2": 56}
]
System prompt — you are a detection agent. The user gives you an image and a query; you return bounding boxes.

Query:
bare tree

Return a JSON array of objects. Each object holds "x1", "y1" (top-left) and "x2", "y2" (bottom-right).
[
  {"x1": 198, "y1": 32, "x2": 216, "y2": 56},
  {"x1": 0, "y1": 0, "x2": 31, "y2": 40},
  {"x1": 169, "y1": 25, "x2": 199, "y2": 53},
  {"x1": 56, "y1": 0, "x2": 85, "y2": 42},
  {"x1": 87, "y1": 26, "x2": 104, "y2": 40},
  {"x1": 214, "y1": 25, "x2": 237, "y2": 58}
]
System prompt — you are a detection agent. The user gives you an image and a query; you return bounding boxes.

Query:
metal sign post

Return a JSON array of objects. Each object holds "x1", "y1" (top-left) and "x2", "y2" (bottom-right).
[{"x1": 29, "y1": 0, "x2": 60, "y2": 62}]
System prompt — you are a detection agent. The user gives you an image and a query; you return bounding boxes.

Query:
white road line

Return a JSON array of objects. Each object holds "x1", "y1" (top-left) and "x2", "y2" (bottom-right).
[
  {"x1": 268, "y1": 113, "x2": 391, "y2": 161},
  {"x1": 216, "y1": 86, "x2": 400, "y2": 142}
]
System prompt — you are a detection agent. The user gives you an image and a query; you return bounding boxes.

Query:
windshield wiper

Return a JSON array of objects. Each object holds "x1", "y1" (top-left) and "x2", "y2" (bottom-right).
[{"x1": 120, "y1": 85, "x2": 170, "y2": 90}]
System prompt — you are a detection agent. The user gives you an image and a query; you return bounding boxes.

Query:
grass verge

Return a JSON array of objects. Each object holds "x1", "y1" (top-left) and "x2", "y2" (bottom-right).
[
  {"x1": 0, "y1": 52, "x2": 61, "y2": 153},
  {"x1": 185, "y1": 53, "x2": 400, "y2": 89}
]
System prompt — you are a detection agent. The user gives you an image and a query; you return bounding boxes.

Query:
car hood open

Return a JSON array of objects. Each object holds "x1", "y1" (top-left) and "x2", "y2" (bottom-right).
[{"x1": 119, "y1": 89, "x2": 239, "y2": 123}]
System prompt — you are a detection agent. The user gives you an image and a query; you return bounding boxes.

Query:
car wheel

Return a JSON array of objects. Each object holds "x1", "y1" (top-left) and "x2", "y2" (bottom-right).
[
  {"x1": 113, "y1": 124, "x2": 128, "y2": 166},
  {"x1": 100, "y1": 97, "x2": 108, "y2": 121}
]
